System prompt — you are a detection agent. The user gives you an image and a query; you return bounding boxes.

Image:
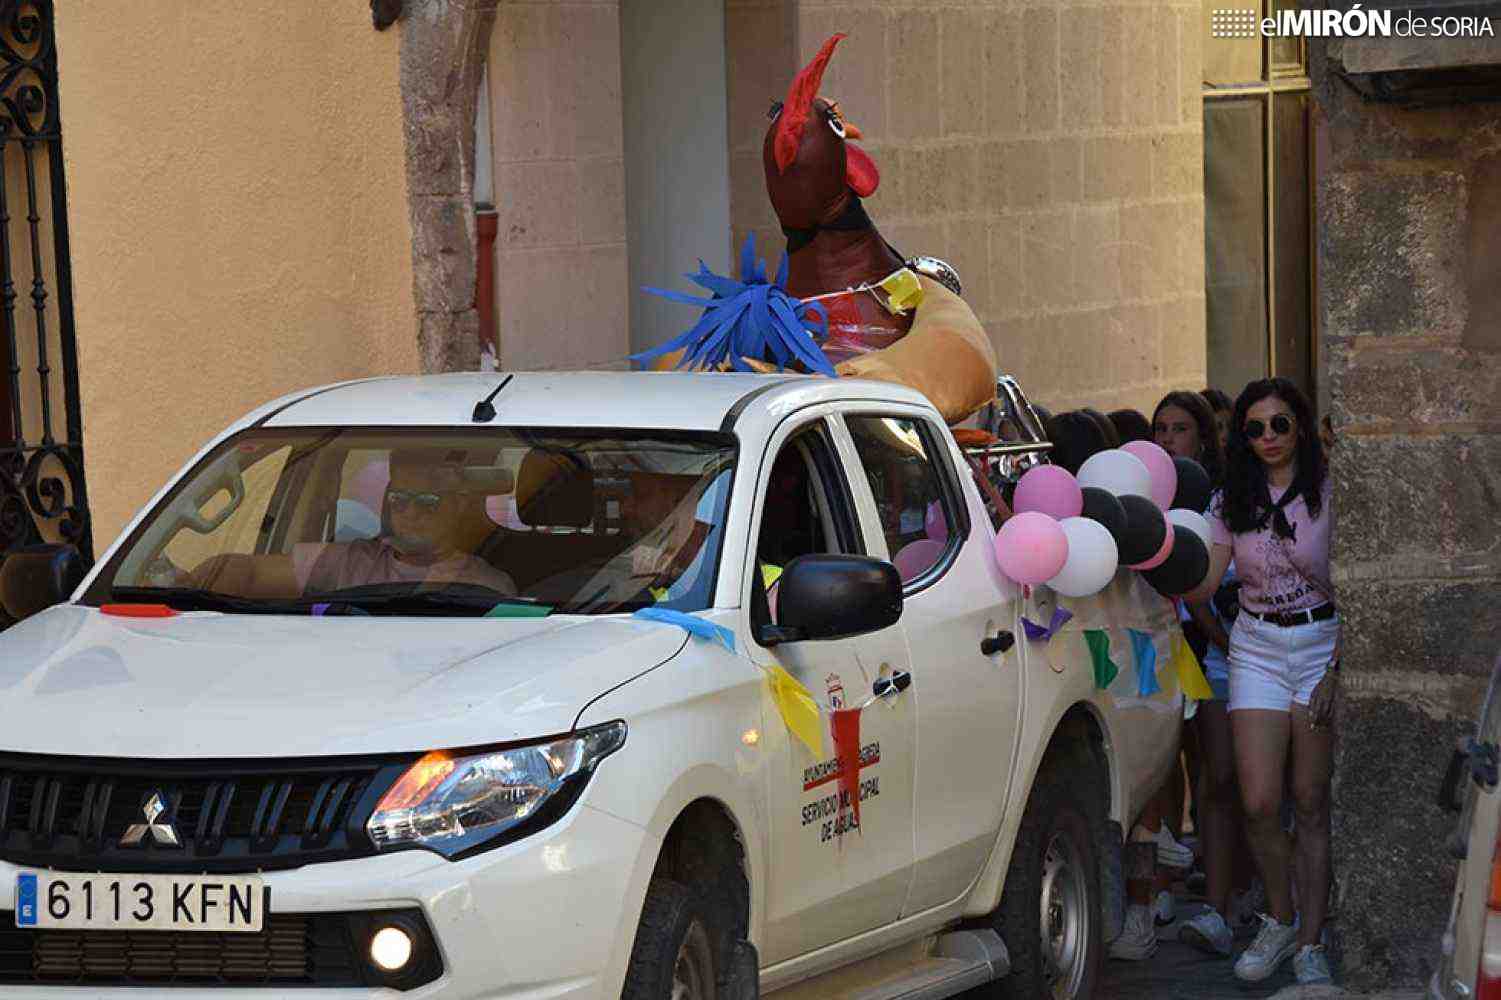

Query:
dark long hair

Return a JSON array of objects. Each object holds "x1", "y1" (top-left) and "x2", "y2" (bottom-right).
[
  {"x1": 1200, "y1": 387, "x2": 1232, "y2": 415},
  {"x1": 1109, "y1": 408, "x2": 1152, "y2": 444},
  {"x1": 1152, "y1": 390, "x2": 1226, "y2": 486},
  {"x1": 1045, "y1": 410, "x2": 1111, "y2": 475},
  {"x1": 1081, "y1": 408, "x2": 1121, "y2": 449},
  {"x1": 1222, "y1": 377, "x2": 1326, "y2": 534}
]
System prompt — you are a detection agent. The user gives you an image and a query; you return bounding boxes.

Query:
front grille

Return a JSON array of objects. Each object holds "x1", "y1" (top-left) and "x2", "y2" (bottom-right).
[
  {"x1": 0, "y1": 754, "x2": 411, "y2": 873},
  {"x1": 0, "y1": 909, "x2": 440, "y2": 989}
]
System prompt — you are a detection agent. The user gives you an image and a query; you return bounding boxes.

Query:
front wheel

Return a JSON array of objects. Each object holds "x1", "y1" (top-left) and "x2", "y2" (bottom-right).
[
  {"x1": 989, "y1": 752, "x2": 1105, "y2": 999},
  {"x1": 622, "y1": 878, "x2": 721, "y2": 1000}
]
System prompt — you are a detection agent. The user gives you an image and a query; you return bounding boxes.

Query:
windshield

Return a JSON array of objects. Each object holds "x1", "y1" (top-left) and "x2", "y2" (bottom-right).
[{"x1": 84, "y1": 427, "x2": 737, "y2": 617}]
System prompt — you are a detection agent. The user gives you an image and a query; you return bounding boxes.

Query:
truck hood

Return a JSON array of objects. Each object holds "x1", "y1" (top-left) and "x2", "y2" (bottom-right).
[{"x1": 0, "y1": 605, "x2": 689, "y2": 758}]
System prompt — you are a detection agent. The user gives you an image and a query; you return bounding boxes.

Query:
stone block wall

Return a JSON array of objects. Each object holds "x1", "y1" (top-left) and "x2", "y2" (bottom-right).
[
  {"x1": 726, "y1": 0, "x2": 1208, "y2": 417},
  {"x1": 1309, "y1": 40, "x2": 1501, "y2": 989},
  {"x1": 488, "y1": 0, "x2": 631, "y2": 372}
]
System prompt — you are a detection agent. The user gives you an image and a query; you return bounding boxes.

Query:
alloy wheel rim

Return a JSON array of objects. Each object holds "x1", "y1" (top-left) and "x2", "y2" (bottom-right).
[
  {"x1": 1039, "y1": 828, "x2": 1091, "y2": 998},
  {"x1": 670, "y1": 920, "x2": 715, "y2": 1000}
]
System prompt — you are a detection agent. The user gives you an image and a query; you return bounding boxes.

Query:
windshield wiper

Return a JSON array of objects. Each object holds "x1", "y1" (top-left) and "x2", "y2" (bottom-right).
[
  {"x1": 107, "y1": 587, "x2": 304, "y2": 615},
  {"x1": 305, "y1": 584, "x2": 553, "y2": 617}
]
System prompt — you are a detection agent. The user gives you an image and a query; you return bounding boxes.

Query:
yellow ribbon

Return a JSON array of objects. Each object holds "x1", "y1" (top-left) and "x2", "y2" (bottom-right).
[
  {"x1": 766, "y1": 663, "x2": 825, "y2": 758},
  {"x1": 1171, "y1": 634, "x2": 1215, "y2": 701}
]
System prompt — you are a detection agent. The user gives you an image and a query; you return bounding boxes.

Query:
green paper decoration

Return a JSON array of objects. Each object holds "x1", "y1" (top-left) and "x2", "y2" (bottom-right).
[{"x1": 1084, "y1": 629, "x2": 1119, "y2": 690}]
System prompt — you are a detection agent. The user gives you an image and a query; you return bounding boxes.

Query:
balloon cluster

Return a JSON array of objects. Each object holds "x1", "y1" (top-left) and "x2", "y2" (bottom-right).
[{"x1": 992, "y1": 442, "x2": 1215, "y2": 599}]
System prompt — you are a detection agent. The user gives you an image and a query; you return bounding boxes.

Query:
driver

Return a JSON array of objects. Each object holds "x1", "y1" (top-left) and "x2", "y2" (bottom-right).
[{"x1": 189, "y1": 448, "x2": 517, "y2": 598}]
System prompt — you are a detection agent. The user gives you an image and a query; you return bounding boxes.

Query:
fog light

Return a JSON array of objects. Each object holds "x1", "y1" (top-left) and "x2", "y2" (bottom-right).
[{"x1": 370, "y1": 925, "x2": 414, "y2": 972}]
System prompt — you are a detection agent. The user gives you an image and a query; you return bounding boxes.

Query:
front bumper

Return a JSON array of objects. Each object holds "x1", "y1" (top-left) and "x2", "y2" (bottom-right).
[{"x1": 0, "y1": 803, "x2": 654, "y2": 999}]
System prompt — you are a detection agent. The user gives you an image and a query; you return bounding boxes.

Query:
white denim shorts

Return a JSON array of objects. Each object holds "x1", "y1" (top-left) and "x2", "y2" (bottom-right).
[{"x1": 1227, "y1": 610, "x2": 1340, "y2": 713}]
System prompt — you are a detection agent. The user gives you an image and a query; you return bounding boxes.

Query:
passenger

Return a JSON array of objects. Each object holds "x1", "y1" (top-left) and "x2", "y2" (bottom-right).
[
  {"x1": 1108, "y1": 408, "x2": 1153, "y2": 444},
  {"x1": 188, "y1": 448, "x2": 517, "y2": 598},
  {"x1": 1189, "y1": 377, "x2": 1338, "y2": 987},
  {"x1": 1150, "y1": 390, "x2": 1252, "y2": 958}
]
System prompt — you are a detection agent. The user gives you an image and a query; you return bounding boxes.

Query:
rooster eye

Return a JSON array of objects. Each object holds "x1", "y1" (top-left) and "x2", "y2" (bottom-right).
[
  {"x1": 767, "y1": 100, "x2": 783, "y2": 121},
  {"x1": 826, "y1": 112, "x2": 846, "y2": 139}
]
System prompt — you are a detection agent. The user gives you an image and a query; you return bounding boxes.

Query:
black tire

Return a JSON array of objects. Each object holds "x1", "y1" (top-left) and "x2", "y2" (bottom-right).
[
  {"x1": 987, "y1": 746, "x2": 1106, "y2": 999},
  {"x1": 622, "y1": 878, "x2": 721, "y2": 1000}
]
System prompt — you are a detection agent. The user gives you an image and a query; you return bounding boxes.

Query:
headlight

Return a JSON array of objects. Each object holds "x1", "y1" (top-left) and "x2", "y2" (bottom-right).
[{"x1": 367, "y1": 721, "x2": 627, "y2": 859}]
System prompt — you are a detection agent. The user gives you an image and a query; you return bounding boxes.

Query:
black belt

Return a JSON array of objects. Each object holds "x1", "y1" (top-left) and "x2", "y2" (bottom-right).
[{"x1": 1245, "y1": 603, "x2": 1336, "y2": 628}]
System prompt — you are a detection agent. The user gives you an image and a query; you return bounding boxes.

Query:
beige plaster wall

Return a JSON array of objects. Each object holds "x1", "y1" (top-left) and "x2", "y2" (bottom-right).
[
  {"x1": 487, "y1": 0, "x2": 630, "y2": 372},
  {"x1": 56, "y1": 2, "x2": 420, "y2": 550},
  {"x1": 727, "y1": 0, "x2": 1207, "y2": 418}
]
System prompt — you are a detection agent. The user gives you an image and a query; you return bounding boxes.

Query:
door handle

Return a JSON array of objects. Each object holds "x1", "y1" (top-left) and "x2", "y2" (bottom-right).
[
  {"x1": 872, "y1": 670, "x2": 913, "y2": 699},
  {"x1": 981, "y1": 629, "x2": 1015, "y2": 656}
]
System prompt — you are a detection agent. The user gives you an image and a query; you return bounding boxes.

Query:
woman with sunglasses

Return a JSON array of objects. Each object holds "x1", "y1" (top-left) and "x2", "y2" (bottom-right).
[{"x1": 1188, "y1": 377, "x2": 1336, "y2": 986}]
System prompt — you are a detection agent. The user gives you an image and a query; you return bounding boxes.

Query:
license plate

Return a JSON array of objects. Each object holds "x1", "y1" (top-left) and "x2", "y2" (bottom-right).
[{"x1": 15, "y1": 872, "x2": 266, "y2": 932}]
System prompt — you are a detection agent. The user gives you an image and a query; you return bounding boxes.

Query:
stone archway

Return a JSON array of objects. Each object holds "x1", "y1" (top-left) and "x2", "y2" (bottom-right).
[{"x1": 386, "y1": 0, "x2": 496, "y2": 373}]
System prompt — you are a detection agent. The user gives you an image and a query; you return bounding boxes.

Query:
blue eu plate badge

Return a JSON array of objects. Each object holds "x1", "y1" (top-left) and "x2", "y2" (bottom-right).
[{"x1": 16, "y1": 873, "x2": 37, "y2": 926}]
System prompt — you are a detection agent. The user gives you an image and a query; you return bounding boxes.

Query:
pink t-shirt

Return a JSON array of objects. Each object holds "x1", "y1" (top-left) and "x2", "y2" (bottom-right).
[{"x1": 1206, "y1": 482, "x2": 1333, "y2": 614}]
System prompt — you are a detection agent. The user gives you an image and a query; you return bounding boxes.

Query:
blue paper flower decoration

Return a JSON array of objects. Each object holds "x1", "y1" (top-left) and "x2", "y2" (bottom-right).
[{"x1": 631, "y1": 233, "x2": 836, "y2": 377}]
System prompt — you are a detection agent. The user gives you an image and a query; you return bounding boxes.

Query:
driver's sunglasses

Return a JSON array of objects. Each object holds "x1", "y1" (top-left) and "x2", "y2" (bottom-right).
[
  {"x1": 385, "y1": 487, "x2": 448, "y2": 513},
  {"x1": 1244, "y1": 414, "x2": 1294, "y2": 440}
]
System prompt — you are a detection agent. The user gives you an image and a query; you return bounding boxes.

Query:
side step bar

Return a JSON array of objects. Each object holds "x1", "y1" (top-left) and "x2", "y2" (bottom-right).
[{"x1": 774, "y1": 924, "x2": 1008, "y2": 996}]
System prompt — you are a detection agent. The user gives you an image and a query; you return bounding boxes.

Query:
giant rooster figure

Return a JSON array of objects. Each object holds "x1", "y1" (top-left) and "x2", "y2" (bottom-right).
[{"x1": 639, "y1": 33, "x2": 997, "y2": 425}]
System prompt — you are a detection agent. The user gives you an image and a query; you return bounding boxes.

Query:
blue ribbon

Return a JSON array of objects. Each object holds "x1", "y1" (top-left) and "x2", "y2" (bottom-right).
[
  {"x1": 632, "y1": 607, "x2": 736, "y2": 654},
  {"x1": 1127, "y1": 628, "x2": 1162, "y2": 697}
]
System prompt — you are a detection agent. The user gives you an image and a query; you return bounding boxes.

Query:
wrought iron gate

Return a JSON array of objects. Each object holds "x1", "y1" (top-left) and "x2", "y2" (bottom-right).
[{"x1": 0, "y1": 0, "x2": 90, "y2": 624}]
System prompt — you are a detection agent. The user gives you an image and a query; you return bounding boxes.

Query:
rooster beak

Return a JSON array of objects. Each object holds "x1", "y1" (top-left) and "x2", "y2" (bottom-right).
[{"x1": 844, "y1": 120, "x2": 864, "y2": 141}]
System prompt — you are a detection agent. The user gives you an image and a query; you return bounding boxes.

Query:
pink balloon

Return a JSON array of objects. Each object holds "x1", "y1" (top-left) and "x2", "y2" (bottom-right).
[
  {"x1": 1014, "y1": 464, "x2": 1084, "y2": 520},
  {"x1": 994, "y1": 512, "x2": 1070, "y2": 585},
  {"x1": 894, "y1": 539, "x2": 945, "y2": 582},
  {"x1": 925, "y1": 500, "x2": 949, "y2": 544},
  {"x1": 1128, "y1": 521, "x2": 1175, "y2": 570},
  {"x1": 1122, "y1": 441, "x2": 1178, "y2": 510}
]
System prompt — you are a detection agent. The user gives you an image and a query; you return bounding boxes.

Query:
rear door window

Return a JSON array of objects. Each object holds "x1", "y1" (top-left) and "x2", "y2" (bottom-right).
[{"x1": 843, "y1": 415, "x2": 965, "y2": 585}]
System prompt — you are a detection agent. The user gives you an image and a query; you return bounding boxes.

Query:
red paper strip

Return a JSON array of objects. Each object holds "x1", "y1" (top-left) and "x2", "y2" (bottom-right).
[
  {"x1": 100, "y1": 604, "x2": 178, "y2": 618},
  {"x1": 830, "y1": 707, "x2": 863, "y2": 836}
]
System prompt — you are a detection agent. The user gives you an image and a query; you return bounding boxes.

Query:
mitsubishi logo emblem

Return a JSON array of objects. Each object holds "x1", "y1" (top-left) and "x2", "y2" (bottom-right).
[{"x1": 120, "y1": 791, "x2": 181, "y2": 847}]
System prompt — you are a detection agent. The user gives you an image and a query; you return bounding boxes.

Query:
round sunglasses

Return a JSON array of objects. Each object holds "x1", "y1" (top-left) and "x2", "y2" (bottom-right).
[
  {"x1": 385, "y1": 487, "x2": 452, "y2": 513},
  {"x1": 1244, "y1": 414, "x2": 1294, "y2": 440}
]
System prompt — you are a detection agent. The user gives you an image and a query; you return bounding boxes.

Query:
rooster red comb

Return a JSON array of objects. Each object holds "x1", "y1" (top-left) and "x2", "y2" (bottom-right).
[{"x1": 773, "y1": 33, "x2": 846, "y2": 175}]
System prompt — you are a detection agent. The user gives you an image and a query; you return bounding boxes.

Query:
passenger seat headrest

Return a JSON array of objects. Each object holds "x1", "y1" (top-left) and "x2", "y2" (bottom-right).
[{"x1": 515, "y1": 449, "x2": 594, "y2": 528}]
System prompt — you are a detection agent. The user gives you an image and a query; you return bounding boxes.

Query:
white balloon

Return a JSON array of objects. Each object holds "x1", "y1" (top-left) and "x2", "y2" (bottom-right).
[
  {"x1": 1047, "y1": 516, "x2": 1120, "y2": 598},
  {"x1": 1076, "y1": 449, "x2": 1153, "y2": 499},
  {"x1": 1167, "y1": 508, "x2": 1212, "y2": 551}
]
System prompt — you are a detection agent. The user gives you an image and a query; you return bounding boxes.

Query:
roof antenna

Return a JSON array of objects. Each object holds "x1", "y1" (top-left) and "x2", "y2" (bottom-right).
[{"x1": 472, "y1": 373, "x2": 514, "y2": 423}]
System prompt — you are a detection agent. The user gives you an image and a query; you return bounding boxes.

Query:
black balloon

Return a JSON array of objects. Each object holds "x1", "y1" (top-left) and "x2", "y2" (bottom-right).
[
  {"x1": 1143, "y1": 525, "x2": 1210, "y2": 596},
  {"x1": 1171, "y1": 456, "x2": 1212, "y2": 513},
  {"x1": 1117, "y1": 494, "x2": 1167, "y2": 566},
  {"x1": 1079, "y1": 487, "x2": 1128, "y2": 547}
]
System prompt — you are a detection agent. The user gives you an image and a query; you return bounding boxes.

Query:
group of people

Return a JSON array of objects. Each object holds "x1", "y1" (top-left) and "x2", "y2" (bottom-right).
[{"x1": 1038, "y1": 379, "x2": 1339, "y2": 987}]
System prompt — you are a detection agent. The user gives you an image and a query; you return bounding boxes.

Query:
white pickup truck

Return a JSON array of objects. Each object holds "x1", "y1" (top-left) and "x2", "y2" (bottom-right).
[{"x1": 0, "y1": 371, "x2": 1180, "y2": 1000}]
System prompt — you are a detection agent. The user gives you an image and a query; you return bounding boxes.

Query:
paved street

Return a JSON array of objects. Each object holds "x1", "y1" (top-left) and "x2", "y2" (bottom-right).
[{"x1": 963, "y1": 887, "x2": 1429, "y2": 1000}]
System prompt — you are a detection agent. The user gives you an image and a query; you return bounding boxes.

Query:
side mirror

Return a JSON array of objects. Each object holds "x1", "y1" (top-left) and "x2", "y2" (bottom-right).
[
  {"x1": 0, "y1": 544, "x2": 90, "y2": 622},
  {"x1": 759, "y1": 554, "x2": 902, "y2": 645}
]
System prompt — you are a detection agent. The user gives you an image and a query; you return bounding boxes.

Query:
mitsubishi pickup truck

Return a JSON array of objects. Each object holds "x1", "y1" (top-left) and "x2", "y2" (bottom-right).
[{"x1": 0, "y1": 371, "x2": 1181, "y2": 999}]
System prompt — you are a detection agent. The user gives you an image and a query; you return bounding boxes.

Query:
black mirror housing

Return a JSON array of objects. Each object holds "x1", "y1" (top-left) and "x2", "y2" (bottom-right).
[
  {"x1": 0, "y1": 544, "x2": 89, "y2": 622},
  {"x1": 772, "y1": 554, "x2": 902, "y2": 643}
]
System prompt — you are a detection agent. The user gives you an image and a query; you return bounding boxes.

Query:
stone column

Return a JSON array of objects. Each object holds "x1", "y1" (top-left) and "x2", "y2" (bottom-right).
[{"x1": 1310, "y1": 32, "x2": 1501, "y2": 989}]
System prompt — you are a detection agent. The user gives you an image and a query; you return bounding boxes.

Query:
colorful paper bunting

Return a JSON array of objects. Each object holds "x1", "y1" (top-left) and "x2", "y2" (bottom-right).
[
  {"x1": 1171, "y1": 633, "x2": 1215, "y2": 701},
  {"x1": 1084, "y1": 630, "x2": 1119, "y2": 690},
  {"x1": 1021, "y1": 606, "x2": 1074, "y2": 642},
  {"x1": 766, "y1": 664, "x2": 825, "y2": 758},
  {"x1": 1127, "y1": 628, "x2": 1161, "y2": 697},
  {"x1": 631, "y1": 607, "x2": 736, "y2": 653}
]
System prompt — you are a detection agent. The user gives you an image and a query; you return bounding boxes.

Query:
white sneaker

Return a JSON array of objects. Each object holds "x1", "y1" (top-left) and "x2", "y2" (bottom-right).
[
  {"x1": 1108, "y1": 904, "x2": 1158, "y2": 961},
  {"x1": 1294, "y1": 943, "x2": 1333, "y2": 985},
  {"x1": 1152, "y1": 889, "x2": 1176, "y2": 926},
  {"x1": 1234, "y1": 914, "x2": 1300, "y2": 982},
  {"x1": 1153, "y1": 824, "x2": 1194, "y2": 869},
  {"x1": 1179, "y1": 907, "x2": 1234, "y2": 956}
]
